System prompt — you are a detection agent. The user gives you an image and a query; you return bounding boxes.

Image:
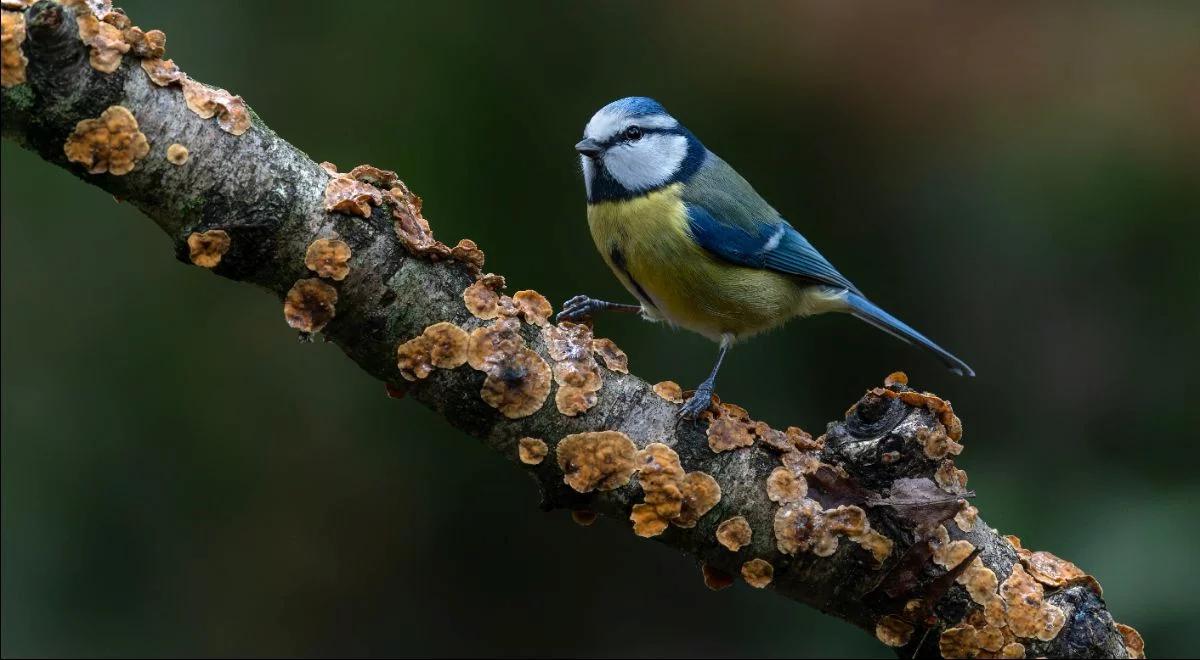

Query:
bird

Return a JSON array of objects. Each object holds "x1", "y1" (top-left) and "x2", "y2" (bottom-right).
[{"x1": 559, "y1": 96, "x2": 974, "y2": 420}]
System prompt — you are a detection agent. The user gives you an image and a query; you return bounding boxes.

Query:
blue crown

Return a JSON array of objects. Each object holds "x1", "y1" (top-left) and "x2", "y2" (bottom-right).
[{"x1": 605, "y1": 96, "x2": 668, "y2": 117}]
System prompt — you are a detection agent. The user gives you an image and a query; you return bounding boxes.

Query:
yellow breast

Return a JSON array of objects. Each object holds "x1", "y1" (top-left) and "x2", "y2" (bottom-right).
[{"x1": 586, "y1": 185, "x2": 822, "y2": 342}]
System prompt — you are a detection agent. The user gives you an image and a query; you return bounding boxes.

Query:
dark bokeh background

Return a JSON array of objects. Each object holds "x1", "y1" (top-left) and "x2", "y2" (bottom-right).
[{"x1": 3, "y1": 1, "x2": 1199, "y2": 657}]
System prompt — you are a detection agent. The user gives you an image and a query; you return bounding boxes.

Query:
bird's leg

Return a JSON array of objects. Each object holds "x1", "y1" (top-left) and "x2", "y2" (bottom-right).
[
  {"x1": 678, "y1": 336, "x2": 732, "y2": 421},
  {"x1": 557, "y1": 294, "x2": 642, "y2": 323}
]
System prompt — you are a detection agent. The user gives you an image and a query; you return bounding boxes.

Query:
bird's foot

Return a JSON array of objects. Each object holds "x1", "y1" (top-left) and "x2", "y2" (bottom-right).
[
  {"x1": 678, "y1": 383, "x2": 715, "y2": 422},
  {"x1": 557, "y1": 294, "x2": 598, "y2": 323},
  {"x1": 557, "y1": 296, "x2": 642, "y2": 324}
]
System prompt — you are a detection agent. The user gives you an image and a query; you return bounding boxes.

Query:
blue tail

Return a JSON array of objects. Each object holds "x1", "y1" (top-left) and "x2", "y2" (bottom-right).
[{"x1": 844, "y1": 293, "x2": 975, "y2": 377}]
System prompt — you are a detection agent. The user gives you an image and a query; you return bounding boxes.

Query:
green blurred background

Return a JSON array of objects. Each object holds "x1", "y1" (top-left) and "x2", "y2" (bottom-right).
[{"x1": 3, "y1": 1, "x2": 1198, "y2": 657}]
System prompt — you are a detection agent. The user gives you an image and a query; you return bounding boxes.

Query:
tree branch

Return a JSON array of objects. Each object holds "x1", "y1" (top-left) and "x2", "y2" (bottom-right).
[{"x1": 0, "y1": 2, "x2": 1141, "y2": 658}]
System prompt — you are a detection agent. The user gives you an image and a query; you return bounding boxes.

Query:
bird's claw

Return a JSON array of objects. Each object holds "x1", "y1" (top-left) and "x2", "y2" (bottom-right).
[
  {"x1": 677, "y1": 386, "x2": 714, "y2": 422},
  {"x1": 557, "y1": 294, "x2": 598, "y2": 324}
]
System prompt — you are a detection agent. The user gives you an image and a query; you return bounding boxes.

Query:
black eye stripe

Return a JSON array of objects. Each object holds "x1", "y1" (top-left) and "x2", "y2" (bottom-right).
[{"x1": 599, "y1": 126, "x2": 674, "y2": 148}]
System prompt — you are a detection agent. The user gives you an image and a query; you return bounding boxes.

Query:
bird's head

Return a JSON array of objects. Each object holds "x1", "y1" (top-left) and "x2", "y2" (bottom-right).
[{"x1": 576, "y1": 96, "x2": 704, "y2": 203}]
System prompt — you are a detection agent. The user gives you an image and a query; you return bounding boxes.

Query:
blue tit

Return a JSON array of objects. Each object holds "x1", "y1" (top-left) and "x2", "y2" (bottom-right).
[{"x1": 559, "y1": 96, "x2": 974, "y2": 419}]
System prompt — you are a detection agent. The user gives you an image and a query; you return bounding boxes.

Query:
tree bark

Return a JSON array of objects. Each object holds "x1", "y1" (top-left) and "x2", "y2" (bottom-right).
[{"x1": 0, "y1": 2, "x2": 1139, "y2": 658}]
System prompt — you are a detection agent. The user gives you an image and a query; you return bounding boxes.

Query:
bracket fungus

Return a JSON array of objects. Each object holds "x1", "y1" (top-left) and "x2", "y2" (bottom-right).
[
  {"x1": 449, "y1": 238, "x2": 486, "y2": 276},
  {"x1": 166, "y1": 143, "x2": 189, "y2": 165},
  {"x1": 930, "y1": 525, "x2": 976, "y2": 571},
  {"x1": 324, "y1": 173, "x2": 383, "y2": 218},
  {"x1": 999, "y1": 564, "x2": 1066, "y2": 641},
  {"x1": 630, "y1": 442, "x2": 685, "y2": 537},
  {"x1": 883, "y1": 371, "x2": 909, "y2": 387},
  {"x1": 756, "y1": 424, "x2": 823, "y2": 454},
  {"x1": 652, "y1": 380, "x2": 684, "y2": 403},
  {"x1": 935, "y1": 459, "x2": 970, "y2": 494},
  {"x1": 676, "y1": 471, "x2": 721, "y2": 528},
  {"x1": 1013, "y1": 545, "x2": 1086, "y2": 589},
  {"x1": 701, "y1": 563, "x2": 735, "y2": 591},
  {"x1": 938, "y1": 625, "x2": 982, "y2": 659},
  {"x1": 955, "y1": 502, "x2": 979, "y2": 532},
  {"x1": 570, "y1": 510, "x2": 597, "y2": 526},
  {"x1": 283, "y1": 278, "x2": 338, "y2": 334},
  {"x1": 773, "y1": 499, "x2": 824, "y2": 555},
  {"x1": 517, "y1": 437, "x2": 548, "y2": 465},
  {"x1": 998, "y1": 643, "x2": 1026, "y2": 658},
  {"x1": 466, "y1": 317, "x2": 551, "y2": 418},
  {"x1": 917, "y1": 423, "x2": 964, "y2": 460},
  {"x1": 554, "y1": 430, "x2": 638, "y2": 493},
  {"x1": 544, "y1": 322, "x2": 604, "y2": 416},
  {"x1": 140, "y1": 57, "x2": 183, "y2": 86},
  {"x1": 706, "y1": 403, "x2": 757, "y2": 453},
  {"x1": 383, "y1": 180, "x2": 456, "y2": 261},
  {"x1": 850, "y1": 528, "x2": 894, "y2": 567},
  {"x1": 69, "y1": 0, "x2": 167, "y2": 70},
  {"x1": 924, "y1": 526, "x2": 1064, "y2": 646},
  {"x1": 824, "y1": 505, "x2": 869, "y2": 538},
  {"x1": 101, "y1": 10, "x2": 128, "y2": 27},
  {"x1": 1116, "y1": 623, "x2": 1145, "y2": 659},
  {"x1": 630, "y1": 443, "x2": 721, "y2": 537},
  {"x1": 479, "y1": 353, "x2": 551, "y2": 418},
  {"x1": 740, "y1": 558, "x2": 774, "y2": 588},
  {"x1": 180, "y1": 78, "x2": 250, "y2": 135},
  {"x1": 466, "y1": 317, "x2": 522, "y2": 370},
  {"x1": 754, "y1": 424, "x2": 795, "y2": 454},
  {"x1": 788, "y1": 426, "x2": 823, "y2": 451},
  {"x1": 766, "y1": 467, "x2": 807, "y2": 503},
  {"x1": 716, "y1": 516, "x2": 752, "y2": 552},
  {"x1": 1, "y1": 9, "x2": 27, "y2": 88},
  {"x1": 186, "y1": 229, "x2": 230, "y2": 268},
  {"x1": 395, "y1": 321, "x2": 469, "y2": 382},
  {"x1": 384, "y1": 382, "x2": 407, "y2": 400},
  {"x1": 875, "y1": 615, "x2": 914, "y2": 648},
  {"x1": 63, "y1": 105, "x2": 149, "y2": 175},
  {"x1": 305, "y1": 238, "x2": 352, "y2": 281},
  {"x1": 75, "y1": 8, "x2": 129, "y2": 73},
  {"x1": 336, "y1": 163, "x2": 396, "y2": 188},
  {"x1": 121, "y1": 25, "x2": 164, "y2": 58},
  {"x1": 772, "y1": 427, "x2": 820, "y2": 453},
  {"x1": 774, "y1": 499, "x2": 891, "y2": 564},
  {"x1": 512, "y1": 290, "x2": 552, "y2": 327},
  {"x1": 957, "y1": 558, "x2": 1005, "y2": 625},
  {"x1": 780, "y1": 448, "x2": 823, "y2": 476},
  {"x1": 939, "y1": 621, "x2": 1027, "y2": 659},
  {"x1": 463, "y1": 276, "x2": 511, "y2": 320},
  {"x1": 591, "y1": 337, "x2": 628, "y2": 373}
]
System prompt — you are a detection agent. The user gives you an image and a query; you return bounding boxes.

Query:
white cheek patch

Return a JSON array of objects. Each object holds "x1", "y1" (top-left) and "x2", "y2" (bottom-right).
[{"x1": 602, "y1": 133, "x2": 688, "y2": 193}]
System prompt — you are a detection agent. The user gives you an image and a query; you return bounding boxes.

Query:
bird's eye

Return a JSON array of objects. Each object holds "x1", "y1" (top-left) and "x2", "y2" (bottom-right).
[{"x1": 623, "y1": 126, "x2": 643, "y2": 141}]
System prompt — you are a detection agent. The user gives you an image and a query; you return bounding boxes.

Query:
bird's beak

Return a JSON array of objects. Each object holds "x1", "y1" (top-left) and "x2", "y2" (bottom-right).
[{"x1": 575, "y1": 138, "x2": 603, "y2": 158}]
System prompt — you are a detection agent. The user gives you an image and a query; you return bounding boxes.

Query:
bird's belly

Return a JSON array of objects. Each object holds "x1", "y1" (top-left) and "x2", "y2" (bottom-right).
[
  {"x1": 587, "y1": 188, "x2": 831, "y2": 342},
  {"x1": 629, "y1": 250, "x2": 809, "y2": 341}
]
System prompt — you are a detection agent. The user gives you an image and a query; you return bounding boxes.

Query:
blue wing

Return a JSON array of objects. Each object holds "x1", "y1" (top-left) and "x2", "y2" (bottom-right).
[
  {"x1": 680, "y1": 152, "x2": 860, "y2": 293},
  {"x1": 684, "y1": 203, "x2": 861, "y2": 295},
  {"x1": 685, "y1": 204, "x2": 974, "y2": 375}
]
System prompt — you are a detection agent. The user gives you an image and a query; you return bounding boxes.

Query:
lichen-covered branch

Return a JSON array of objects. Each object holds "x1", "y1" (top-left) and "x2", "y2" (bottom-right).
[{"x1": 0, "y1": 2, "x2": 1143, "y2": 658}]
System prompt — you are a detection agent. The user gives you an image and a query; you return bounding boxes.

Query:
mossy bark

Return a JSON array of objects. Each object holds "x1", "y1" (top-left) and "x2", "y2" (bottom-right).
[{"x1": 0, "y1": 3, "x2": 1131, "y2": 658}]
